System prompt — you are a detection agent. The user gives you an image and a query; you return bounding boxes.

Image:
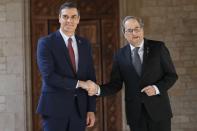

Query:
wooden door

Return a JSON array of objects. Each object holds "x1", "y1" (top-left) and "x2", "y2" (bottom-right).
[{"x1": 31, "y1": 0, "x2": 121, "y2": 131}]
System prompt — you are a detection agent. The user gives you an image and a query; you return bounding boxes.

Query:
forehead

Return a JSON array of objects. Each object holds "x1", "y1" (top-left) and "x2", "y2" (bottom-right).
[
  {"x1": 124, "y1": 19, "x2": 140, "y2": 29},
  {"x1": 60, "y1": 8, "x2": 78, "y2": 15}
]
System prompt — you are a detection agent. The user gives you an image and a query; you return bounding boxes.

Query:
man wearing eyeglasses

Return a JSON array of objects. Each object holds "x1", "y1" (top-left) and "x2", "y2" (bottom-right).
[
  {"x1": 36, "y1": 2, "x2": 96, "y2": 131},
  {"x1": 80, "y1": 16, "x2": 178, "y2": 131}
]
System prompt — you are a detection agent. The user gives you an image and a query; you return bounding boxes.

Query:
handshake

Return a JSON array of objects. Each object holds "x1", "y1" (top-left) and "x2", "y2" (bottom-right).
[{"x1": 78, "y1": 80, "x2": 100, "y2": 96}]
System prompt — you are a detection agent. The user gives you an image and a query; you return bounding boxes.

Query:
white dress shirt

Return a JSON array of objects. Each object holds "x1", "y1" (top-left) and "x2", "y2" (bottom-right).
[
  {"x1": 129, "y1": 40, "x2": 144, "y2": 63},
  {"x1": 59, "y1": 29, "x2": 79, "y2": 71},
  {"x1": 59, "y1": 29, "x2": 79, "y2": 88}
]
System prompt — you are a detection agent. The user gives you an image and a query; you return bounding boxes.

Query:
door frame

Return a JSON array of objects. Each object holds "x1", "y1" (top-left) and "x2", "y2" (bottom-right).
[
  {"x1": 23, "y1": 0, "x2": 33, "y2": 131},
  {"x1": 23, "y1": 0, "x2": 129, "y2": 131}
]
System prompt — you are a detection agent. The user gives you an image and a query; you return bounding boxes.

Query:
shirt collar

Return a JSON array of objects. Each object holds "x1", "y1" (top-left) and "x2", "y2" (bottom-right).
[
  {"x1": 129, "y1": 39, "x2": 144, "y2": 52},
  {"x1": 59, "y1": 29, "x2": 75, "y2": 44}
]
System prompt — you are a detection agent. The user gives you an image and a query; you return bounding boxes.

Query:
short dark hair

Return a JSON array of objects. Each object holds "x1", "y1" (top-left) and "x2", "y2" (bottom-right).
[
  {"x1": 59, "y1": 2, "x2": 80, "y2": 16},
  {"x1": 121, "y1": 16, "x2": 144, "y2": 33}
]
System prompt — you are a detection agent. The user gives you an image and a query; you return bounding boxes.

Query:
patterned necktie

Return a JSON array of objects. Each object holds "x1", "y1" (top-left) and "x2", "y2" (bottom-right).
[
  {"x1": 132, "y1": 47, "x2": 142, "y2": 76},
  {"x1": 68, "y1": 38, "x2": 76, "y2": 73}
]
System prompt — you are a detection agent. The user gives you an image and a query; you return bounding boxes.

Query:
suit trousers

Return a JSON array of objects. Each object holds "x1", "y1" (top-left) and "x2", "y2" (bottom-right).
[
  {"x1": 41, "y1": 97, "x2": 86, "y2": 131},
  {"x1": 129, "y1": 104, "x2": 171, "y2": 131}
]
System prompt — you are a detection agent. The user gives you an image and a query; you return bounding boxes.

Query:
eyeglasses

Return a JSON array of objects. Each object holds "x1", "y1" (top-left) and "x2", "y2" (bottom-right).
[{"x1": 125, "y1": 27, "x2": 142, "y2": 34}]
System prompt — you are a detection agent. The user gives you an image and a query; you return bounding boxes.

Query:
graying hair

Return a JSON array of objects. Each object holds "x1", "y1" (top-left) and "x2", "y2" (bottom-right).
[{"x1": 121, "y1": 16, "x2": 144, "y2": 33}]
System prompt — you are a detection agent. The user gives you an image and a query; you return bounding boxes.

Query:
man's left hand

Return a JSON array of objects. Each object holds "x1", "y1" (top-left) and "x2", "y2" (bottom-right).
[
  {"x1": 86, "y1": 112, "x2": 95, "y2": 127},
  {"x1": 141, "y1": 85, "x2": 156, "y2": 96}
]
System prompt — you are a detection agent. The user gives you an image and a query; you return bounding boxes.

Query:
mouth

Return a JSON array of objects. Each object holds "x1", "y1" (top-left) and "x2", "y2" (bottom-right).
[
  {"x1": 133, "y1": 36, "x2": 139, "y2": 39},
  {"x1": 65, "y1": 25, "x2": 75, "y2": 29},
  {"x1": 67, "y1": 25, "x2": 74, "y2": 27}
]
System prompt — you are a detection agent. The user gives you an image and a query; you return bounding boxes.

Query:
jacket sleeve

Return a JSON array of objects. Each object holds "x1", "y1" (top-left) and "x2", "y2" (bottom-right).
[
  {"x1": 37, "y1": 38, "x2": 78, "y2": 90},
  {"x1": 100, "y1": 53, "x2": 124, "y2": 96},
  {"x1": 155, "y1": 43, "x2": 178, "y2": 94}
]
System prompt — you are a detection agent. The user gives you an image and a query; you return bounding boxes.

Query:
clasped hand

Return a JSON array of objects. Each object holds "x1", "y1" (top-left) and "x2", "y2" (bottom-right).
[
  {"x1": 79, "y1": 81, "x2": 157, "y2": 97},
  {"x1": 79, "y1": 80, "x2": 98, "y2": 96},
  {"x1": 141, "y1": 85, "x2": 156, "y2": 96}
]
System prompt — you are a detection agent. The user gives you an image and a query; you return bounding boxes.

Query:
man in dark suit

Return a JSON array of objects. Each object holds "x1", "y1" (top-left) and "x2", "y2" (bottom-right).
[
  {"x1": 81, "y1": 16, "x2": 178, "y2": 131},
  {"x1": 36, "y1": 2, "x2": 96, "y2": 131}
]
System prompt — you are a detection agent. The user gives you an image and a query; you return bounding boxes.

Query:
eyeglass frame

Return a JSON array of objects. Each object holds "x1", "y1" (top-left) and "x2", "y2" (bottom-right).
[{"x1": 125, "y1": 27, "x2": 143, "y2": 34}]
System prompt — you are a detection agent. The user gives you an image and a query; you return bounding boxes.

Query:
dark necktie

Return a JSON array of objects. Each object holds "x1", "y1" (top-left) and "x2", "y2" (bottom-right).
[
  {"x1": 132, "y1": 47, "x2": 142, "y2": 76},
  {"x1": 68, "y1": 38, "x2": 76, "y2": 73}
]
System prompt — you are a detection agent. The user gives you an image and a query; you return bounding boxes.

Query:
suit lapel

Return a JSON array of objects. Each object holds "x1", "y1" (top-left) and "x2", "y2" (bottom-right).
[
  {"x1": 124, "y1": 44, "x2": 133, "y2": 67},
  {"x1": 75, "y1": 35, "x2": 82, "y2": 76},
  {"x1": 55, "y1": 31, "x2": 76, "y2": 75},
  {"x1": 124, "y1": 44, "x2": 140, "y2": 76},
  {"x1": 141, "y1": 39, "x2": 149, "y2": 77}
]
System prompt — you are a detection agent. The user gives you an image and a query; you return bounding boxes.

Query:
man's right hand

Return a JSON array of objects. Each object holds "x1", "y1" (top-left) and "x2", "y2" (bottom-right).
[
  {"x1": 86, "y1": 80, "x2": 99, "y2": 96},
  {"x1": 78, "y1": 80, "x2": 99, "y2": 96}
]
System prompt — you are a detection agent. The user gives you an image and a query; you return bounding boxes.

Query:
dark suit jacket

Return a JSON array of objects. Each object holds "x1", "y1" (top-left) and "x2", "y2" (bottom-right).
[
  {"x1": 100, "y1": 38, "x2": 178, "y2": 124},
  {"x1": 36, "y1": 30, "x2": 96, "y2": 119}
]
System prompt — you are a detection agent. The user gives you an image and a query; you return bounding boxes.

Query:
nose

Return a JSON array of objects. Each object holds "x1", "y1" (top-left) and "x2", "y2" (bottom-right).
[{"x1": 66, "y1": 17, "x2": 74, "y2": 22}]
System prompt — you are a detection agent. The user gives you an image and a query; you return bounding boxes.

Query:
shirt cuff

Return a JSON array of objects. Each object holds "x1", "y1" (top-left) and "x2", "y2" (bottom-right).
[
  {"x1": 152, "y1": 85, "x2": 160, "y2": 95},
  {"x1": 96, "y1": 85, "x2": 101, "y2": 96},
  {"x1": 76, "y1": 80, "x2": 79, "y2": 88}
]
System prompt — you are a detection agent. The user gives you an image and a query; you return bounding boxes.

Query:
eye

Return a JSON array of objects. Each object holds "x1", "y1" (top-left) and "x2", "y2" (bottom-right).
[
  {"x1": 125, "y1": 27, "x2": 141, "y2": 34},
  {"x1": 72, "y1": 15, "x2": 77, "y2": 19},
  {"x1": 126, "y1": 29, "x2": 133, "y2": 33},
  {"x1": 62, "y1": 15, "x2": 69, "y2": 19},
  {"x1": 133, "y1": 28, "x2": 141, "y2": 32}
]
